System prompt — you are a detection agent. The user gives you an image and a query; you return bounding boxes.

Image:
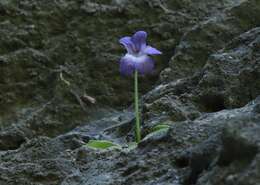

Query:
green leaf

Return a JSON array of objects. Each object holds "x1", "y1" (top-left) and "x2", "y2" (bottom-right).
[
  {"x1": 151, "y1": 124, "x2": 170, "y2": 132},
  {"x1": 85, "y1": 140, "x2": 121, "y2": 150},
  {"x1": 142, "y1": 124, "x2": 170, "y2": 142}
]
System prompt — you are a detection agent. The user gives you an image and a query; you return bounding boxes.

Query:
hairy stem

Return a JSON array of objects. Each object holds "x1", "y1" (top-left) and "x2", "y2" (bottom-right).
[{"x1": 134, "y1": 70, "x2": 141, "y2": 143}]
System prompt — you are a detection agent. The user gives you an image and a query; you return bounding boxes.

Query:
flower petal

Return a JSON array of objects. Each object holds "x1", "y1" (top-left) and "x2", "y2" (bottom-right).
[
  {"x1": 131, "y1": 31, "x2": 147, "y2": 52},
  {"x1": 134, "y1": 55, "x2": 155, "y2": 75},
  {"x1": 119, "y1": 55, "x2": 135, "y2": 76},
  {"x1": 143, "y1": 45, "x2": 162, "y2": 55},
  {"x1": 119, "y1": 36, "x2": 135, "y2": 54}
]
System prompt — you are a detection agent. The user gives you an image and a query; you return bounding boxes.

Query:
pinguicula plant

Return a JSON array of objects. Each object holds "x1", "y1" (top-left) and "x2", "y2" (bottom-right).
[
  {"x1": 84, "y1": 31, "x2": 161, "y2": 150},
  {"x1": 119, "y1": 31, "x2": 162, "y2": 143}
]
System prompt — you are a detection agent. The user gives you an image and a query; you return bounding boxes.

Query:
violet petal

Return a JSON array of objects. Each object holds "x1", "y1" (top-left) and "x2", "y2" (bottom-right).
[
  {"x1": 134, "y1": 55, "x2": 155, "y2": 75},
  {"x1": 119, "y1": 55, "x2": 135, "y2": 76},
  {"x1": 131, "y1": 31, "x2": 147, "y2": 52},
  {"x1": 143, "y1": 45, "x2": 162, "y2": 55},
  {"x1": 119, "y1": 36, "x2": 135, "y2": 54}
]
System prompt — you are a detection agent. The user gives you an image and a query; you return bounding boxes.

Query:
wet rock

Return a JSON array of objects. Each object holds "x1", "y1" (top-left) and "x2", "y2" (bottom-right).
[
  {"x1": 195, "y1": 27, "x2": 260, "y2": 109},
  {"x1": 0, "y1": 127, "x2": 26, "y2": 150},
  {"x1": 196, "y1": 98, "x2": 260, "y2": 185},
  {"x1": 0, "y1": 0, "x2": 260, "y2": 185},
  {"x1": 143, "y1": 26, "x2": 260, "y2": 126},
  {"x1": 143, "y1": 95, "x2": 200, "y2": 123},
  {"x1": 1, "y1": 97, "x2": 259, "y2": 185},
  {"x1": 163, "y1": 0, "x2": 260, "y2": 81}
]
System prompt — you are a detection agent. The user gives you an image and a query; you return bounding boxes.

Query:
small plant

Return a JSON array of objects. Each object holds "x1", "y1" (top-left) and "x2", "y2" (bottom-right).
[
  {"x1": 85, "y1": 31, "x2": 161, "y2": 150},
  {"x1": 85, "y1": 140, "x2": 121, "y2": 150},
  {"x1": 119, "y1": 31, "x2": 162, "y2": 143},
  {"x1": 151, "y1": 124, "x2": 170, "y2": 133},
  {"x1": 142, "y1": 124, "x2": 170, "y2": 141},
  {"x1": 85, "y1": 140, "x2": 139, "y2": 152}
]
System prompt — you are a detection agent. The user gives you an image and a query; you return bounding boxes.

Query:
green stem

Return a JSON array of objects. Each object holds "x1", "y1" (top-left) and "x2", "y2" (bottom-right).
[{"x1": 134, "y1": 70, "x2": 141, "y2": 143}]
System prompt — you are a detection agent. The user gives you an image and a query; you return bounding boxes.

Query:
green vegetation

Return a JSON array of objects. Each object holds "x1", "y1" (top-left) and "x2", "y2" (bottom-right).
[{"x1": 85, "y1": 140, "x2": 121, "y2": 150}]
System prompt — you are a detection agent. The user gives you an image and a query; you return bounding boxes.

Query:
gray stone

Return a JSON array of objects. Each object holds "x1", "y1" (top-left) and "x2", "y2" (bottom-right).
[{"x1": 1, "y1": 0, "x2": 260, "y2": 185}]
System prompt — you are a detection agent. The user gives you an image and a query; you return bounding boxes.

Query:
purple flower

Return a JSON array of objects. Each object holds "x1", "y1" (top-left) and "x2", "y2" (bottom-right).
[{"x1": 119, "y1": 31, "x2": 162, "y2": 76}]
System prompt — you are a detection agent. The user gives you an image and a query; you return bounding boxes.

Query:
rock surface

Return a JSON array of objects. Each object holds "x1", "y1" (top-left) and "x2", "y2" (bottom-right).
[{"x1": 0, "y1": 0, "x2": 260, "y2": 185}]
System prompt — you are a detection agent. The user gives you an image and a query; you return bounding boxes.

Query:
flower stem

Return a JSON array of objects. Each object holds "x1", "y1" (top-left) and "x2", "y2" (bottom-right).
[{"x1": 134, "y1": 70, "x2": 141, "y2": 143}]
